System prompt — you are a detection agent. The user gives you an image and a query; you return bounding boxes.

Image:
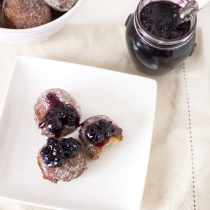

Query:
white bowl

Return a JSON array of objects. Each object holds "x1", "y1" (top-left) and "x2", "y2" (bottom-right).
[{"x1": 0, "y1": 0, "x2": 84, "y2": 44}]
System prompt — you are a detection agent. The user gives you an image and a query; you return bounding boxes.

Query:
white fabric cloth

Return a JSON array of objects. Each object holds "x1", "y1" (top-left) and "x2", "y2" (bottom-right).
[{"x1": 0, "y1": 23, "x2": 210, "y2": 210}]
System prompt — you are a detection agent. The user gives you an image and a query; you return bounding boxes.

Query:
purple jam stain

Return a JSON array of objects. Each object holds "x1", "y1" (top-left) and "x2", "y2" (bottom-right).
[
  {"x1": 79, "y1": 122, "x2": 84, "y2": 127},
  {"x1": 113, "y1": 126, "x2": 123, "y2": 137},
  {"x1": 46, "y1": 92, "x2": 64, "y2": 109},
  {"x1": 140, "y1": 1, "x2": 191, "y2": 40},
  {"x1": 39, "y1": 93, "x2": 80, "y2": 138},
  {"x1": 86, "y1": 119, "x2": 123, "y2": 148}
]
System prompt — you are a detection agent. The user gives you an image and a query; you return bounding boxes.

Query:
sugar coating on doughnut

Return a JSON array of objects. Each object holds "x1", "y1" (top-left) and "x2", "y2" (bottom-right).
[
  {"x1": 44, "y1": 0, "x2": 77, "y2": 12},
  {"x1": 3, "y1": 0, "x2": 51, "y2": 29},
  {"x1": 34, "y1": 88, "x2": 82, "y2": 139},
  {"x1": 38, "y1": 149, "x2": 87, "y2": 183},
  {"x1": 79, "y1": 115, "x2": 123, "y2": 160}
]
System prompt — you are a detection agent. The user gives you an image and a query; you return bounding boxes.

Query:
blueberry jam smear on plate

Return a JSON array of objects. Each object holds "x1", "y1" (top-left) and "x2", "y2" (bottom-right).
[
  {"x1": 40, "y1": 137, "x2": 81, "y2": 168},
  {"x1": 86, "y1": 119, "x2": 122, "y2": 147},
  {"x1": 140, "y1": 1, "x2": 191, "y2": 40}
]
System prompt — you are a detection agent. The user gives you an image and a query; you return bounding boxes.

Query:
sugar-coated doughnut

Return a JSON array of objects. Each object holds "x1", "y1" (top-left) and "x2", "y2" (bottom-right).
[
  {"x1": 38, "y1": 138, "x2": 87, "y2": 183},
  {"x1": 79, "y1": 115, "x2": 123, "y2": 160},
  {"x1": 3, "y1": 0, "x2": 51, "y2": 29},
  {"x1": 44, "y1": 0, "x2": 77, "y2": 12},
  {"x1": 34, "y1": 88, "x2": 82, "y2": 139}
]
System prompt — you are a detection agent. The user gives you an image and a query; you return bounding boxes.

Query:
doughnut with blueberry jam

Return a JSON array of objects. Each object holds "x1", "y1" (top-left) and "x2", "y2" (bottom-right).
[
  {"x1": 34, "y1": 88, "x2": 81, "y2": 140},
  {"x1": 37, "y1": 137, "x2": 86, "y2": 183},
  {"x1": 79, "y1": 115, "x2": 123, "y2": 160}
]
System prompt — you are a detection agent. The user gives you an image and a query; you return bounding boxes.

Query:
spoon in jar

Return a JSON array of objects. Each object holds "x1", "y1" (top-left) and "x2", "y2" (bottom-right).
[{"x1": 175, "y1": 0, "x2": 209, "y2": 26}]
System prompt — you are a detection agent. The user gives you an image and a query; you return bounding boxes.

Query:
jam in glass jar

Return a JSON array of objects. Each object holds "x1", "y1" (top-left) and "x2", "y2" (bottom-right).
[{"x1": 125, "y1": 0, "x2": 197, "y2": 75}]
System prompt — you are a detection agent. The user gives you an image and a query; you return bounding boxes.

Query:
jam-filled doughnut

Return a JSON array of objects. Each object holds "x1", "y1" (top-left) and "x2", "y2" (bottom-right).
[
  {"x1": 79, "y1": 115, "x2": 123, "y2": 160},
  {"x1": 3, "y1": 0, "x2": 51, "y2": 29},
  {"x1": 37, "y1": 137, "x2": 87, "y2": 183},
  {"x1": 34, "y1": 88, "x2": 81, "y2": 139},
  {"x1": 44, "y1": 0, "x2": 77, "y2": 12}
]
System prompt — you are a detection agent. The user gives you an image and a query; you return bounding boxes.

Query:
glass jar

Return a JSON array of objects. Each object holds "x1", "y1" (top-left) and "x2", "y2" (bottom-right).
[{"x1": 125, "y1": 0, "x2": 197, "y2": 75}]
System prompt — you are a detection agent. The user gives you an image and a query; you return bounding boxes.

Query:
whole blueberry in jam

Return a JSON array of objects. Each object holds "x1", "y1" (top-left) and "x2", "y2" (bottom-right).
[
  {"x1": 40, "y1": 137, "x2": 81, "y2": 168},
  {"x1": 38, "y1": 93, "x2": 79, "y2": 138},
  {"x1": 62, "y1": 138, "x2": 81, "y2": 158},
  {"x1": 60, "y1": 107, "x2": 77, "y2": 126},
  {"x1": 86, "y1": 119, "x2": 117, "y2": 146}
]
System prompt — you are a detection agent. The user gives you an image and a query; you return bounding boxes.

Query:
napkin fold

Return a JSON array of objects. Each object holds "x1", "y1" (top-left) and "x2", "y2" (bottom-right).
[{"x1": 0, "y1": 24, "x2": 209, "y2": 210}]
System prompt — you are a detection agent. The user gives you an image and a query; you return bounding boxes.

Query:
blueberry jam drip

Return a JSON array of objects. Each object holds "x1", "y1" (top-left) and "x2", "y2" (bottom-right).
[
  {"x1": 86, "y1": 119, "x2": 122, "y2": 147},
  {"x1": 39, "y1": 93, "x2": 79, "y2": 138},
  {"x1": 140, "y1": 2, "x2": 191, "y2": 40},
  {"x1": 40, "y1": 137, "x2": 81, "y2": 168}
]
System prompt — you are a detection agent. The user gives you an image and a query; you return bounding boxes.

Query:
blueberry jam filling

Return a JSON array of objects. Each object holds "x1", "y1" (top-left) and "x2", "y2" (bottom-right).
[
  {"x1": 40, "y1": 137, "x2": 81, "y2": 168},
  {"x1": 86, "y1": 119, "x2": 122, "y2": 147},
  {"x1": 38, "y1": 93, "x2": 79, "y2": 138},
  {"x1": 140, "y1": 1, "x2": 191, "y2": 40}
]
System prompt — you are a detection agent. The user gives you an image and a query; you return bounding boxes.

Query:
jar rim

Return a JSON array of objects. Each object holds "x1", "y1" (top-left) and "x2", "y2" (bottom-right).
[{"x1": 134, "y1": 0, "x2": 197, "y2": 47}]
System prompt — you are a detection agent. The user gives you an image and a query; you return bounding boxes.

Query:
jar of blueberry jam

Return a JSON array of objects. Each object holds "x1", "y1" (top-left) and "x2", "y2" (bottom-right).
[{"x1": 125, "y1": 0, "x2": 197, "y2": 75}]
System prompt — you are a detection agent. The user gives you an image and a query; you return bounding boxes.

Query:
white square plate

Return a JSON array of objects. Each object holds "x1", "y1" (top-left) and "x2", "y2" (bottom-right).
[{"x1": 0, "y1": 56, "x2": 157, "y2": 210}]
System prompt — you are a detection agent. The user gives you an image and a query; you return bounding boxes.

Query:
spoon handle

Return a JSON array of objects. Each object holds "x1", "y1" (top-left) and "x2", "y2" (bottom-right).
[{"x1": 179, "y1": 0, "x2": 199, "y2": 21}]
